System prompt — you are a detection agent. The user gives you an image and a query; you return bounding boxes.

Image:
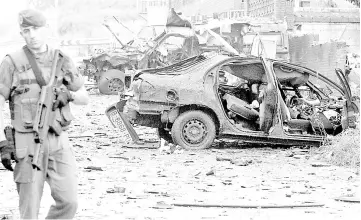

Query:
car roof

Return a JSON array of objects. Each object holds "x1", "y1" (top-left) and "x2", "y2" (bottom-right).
[{"x1": 141, "y1": 53, "x2": 234, "y2": 75}]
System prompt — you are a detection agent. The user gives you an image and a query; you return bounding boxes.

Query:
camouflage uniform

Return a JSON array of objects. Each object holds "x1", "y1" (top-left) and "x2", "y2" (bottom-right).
[{"x1": 0, "y1": 10, "x2": 84, "y2": 219}]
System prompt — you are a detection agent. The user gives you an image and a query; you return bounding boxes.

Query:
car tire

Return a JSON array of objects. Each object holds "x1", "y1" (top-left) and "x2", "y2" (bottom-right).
[
  {"x1": 98, "y1": 69, "x2": 125, "y2": 95},
  {"x1": 157, "y1": 128, "x2": 173, "y2": 143},
  {"x1": 171, "y1": 110, "x2": 216, "y2": 150}
]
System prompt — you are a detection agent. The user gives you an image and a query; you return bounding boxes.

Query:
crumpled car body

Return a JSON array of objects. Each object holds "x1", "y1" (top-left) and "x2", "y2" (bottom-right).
[
  {"x1": 108, "y1": 53, "x2": 358, "y2": 149},
  {"x1": 81, "y1": 27, "x2": 213, "y2": 95},
  {"x1": 82, "y1": 21, "x2": 239, "y2": 95}
]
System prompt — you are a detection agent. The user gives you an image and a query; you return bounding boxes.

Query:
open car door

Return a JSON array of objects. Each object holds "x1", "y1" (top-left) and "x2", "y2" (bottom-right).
[
  {"x1": 259, "y1": 57, "x2": 279, "y2": 133},
  {"x1": 335, "y1": 68, "x2": 358, "y2": 129}
]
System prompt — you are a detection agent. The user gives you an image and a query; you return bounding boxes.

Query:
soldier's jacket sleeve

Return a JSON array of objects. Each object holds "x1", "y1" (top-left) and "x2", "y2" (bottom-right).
[
  {"x1": 62, "y1": 54, "x2": 84, "y2": 92},
  {"x1": 0, "y1": 56, "x2": 15, "y2": 101}
]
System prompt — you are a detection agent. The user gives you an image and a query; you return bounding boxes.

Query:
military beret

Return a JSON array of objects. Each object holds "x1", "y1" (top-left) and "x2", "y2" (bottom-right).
[{"x1": 18, "y1": 9, "x2": 46, "y2": 28}]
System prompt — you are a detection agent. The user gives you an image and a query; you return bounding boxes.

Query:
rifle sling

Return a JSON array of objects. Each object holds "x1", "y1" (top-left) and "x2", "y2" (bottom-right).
[{"x1": 23, "y1": 46, "x2": 47, "y2": 87}]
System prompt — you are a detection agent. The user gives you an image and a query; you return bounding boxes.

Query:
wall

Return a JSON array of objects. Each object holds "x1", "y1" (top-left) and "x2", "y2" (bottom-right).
[
  {"x1": 173, "y1": 0, "x2": 240, "y2": 17},
  {"x1": 247, "y1": 0, "x2": 275, "y2": 17},
  {"x1": 298, "y1": 23, "x2": 360, "y2": 53},
  {"x1": 289, "y1": 34, "x2": 351, "y2": 83},
  {"x1": 275, "y1": 0, "x2": 295, "y2": 28}
]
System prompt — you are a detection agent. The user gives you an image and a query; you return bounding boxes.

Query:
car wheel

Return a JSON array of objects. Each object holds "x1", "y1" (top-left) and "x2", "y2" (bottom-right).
[
  {"x1": 157, "y1": 128, "x2": 173, "y2": 143},
  {"x1": 98, "y1": 69, "x2": 125, "y2": 95},
  {"x1": 171, "y1": 110, "x2": 216, "y2": 150}
]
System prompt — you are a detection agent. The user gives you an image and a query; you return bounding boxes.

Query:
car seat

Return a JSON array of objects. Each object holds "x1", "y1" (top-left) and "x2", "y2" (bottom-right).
[
  {"x1": 223, "y1": 94, "x2": 259, "y2": 121},
  {"x1": 285, "y1": 119, "x2": 314, "y2": 134},
  {"x1": 279, "y1": 93, "x2": 314, "y2": 134}
]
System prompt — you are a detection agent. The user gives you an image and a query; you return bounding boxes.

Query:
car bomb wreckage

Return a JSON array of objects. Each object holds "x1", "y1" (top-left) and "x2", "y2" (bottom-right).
[
  {"x1": 100, "y1": 10, "x2": 358, "y2": 149},
  {"x1": 105, "y1": 52, "x2": 359, "y2": 150}
]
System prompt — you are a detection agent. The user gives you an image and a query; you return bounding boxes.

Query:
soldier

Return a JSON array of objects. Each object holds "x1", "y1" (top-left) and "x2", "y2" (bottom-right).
[{"x1": 0, "y1": 9, "x2": 89, "y2": 219}]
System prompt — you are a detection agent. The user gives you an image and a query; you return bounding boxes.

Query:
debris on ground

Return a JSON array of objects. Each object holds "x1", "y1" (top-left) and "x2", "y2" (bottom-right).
[
  {"x1": 171, "y1": 202, "x2": 325, "y2": 208},
  {"x1": 193, "y1": 171, "x2": 201, "y2": 177},
  {"x1": 334, "y1": 196, "x2": 360, "y2": 203},
  {"x1": 291, "y1": 189, "x2": 311, "y2": 195},
  {"x1": 230, "y1": 158, "x2": 253, "y2": 166},
  {"x1": 122, "y1": 142, "x2": 158, "y2": 149},
  {"x1": 106, "y1": 186, "x2": 126, "y2": 193},
  {"x1": 108, "y1": 156, "x2": 129, "y2": 160},
  {"x1": 73, "y1": 144, "x2": 84, "y2": 148},
  {"x1": 206, "y1": 169, "x2": 215, "y2": 176},
  {"x1": 151, "y1": 201, "x2": 173, "y2": 209},
  {"x1": 144, "y1": 189, "x2": 169, "y2": 197},
  {"x1": 284, "y1": 151, "x2": 295, "y2": 157},
  {"x1": 316, "y1": 124, "x2": 360, "y2": 168},
  {"x1": 291, "y1": 149, "x2": 309, "y2": 155},
  {"x1": 216, "y1": 155, "x2": 232, "y2": 161},
  {"x1": 1, "y1": 93, "x2": 358, "y2": 219},
  {"x1": 222, "y1": 179, "x2": 232, "y2": 185},
  {"x1": 159, "y1": 139, "x2": 183, "y2": 154},
  {"x1": 293, "y1": 155, "x2": 309, "y2": 160},
  {"x1": 0, "y1": 213, "x2": 12, "y2": 220},
  {"x1": 69, "y1": 131, "x2": 94, "y2": 138},
  {"x1": 84, "y1": 166, "x2": 103, "y2": 171},
  {"x1": 143, "y1": 138, "x2": 160, "y2": 143},
  {"x1": 311, "y1": 162, "x2": 332, "y2": 167}
]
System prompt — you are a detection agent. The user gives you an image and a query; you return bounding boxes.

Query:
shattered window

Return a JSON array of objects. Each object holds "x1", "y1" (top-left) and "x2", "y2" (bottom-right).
[{"x1": 308, "y1": 74, "x2": 343, "y2": 98}]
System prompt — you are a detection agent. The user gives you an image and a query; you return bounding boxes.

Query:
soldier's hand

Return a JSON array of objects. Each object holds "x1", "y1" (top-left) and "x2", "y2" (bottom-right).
[
  {"x1": 0, "y1": 140, "x2": 14, "y2": 171},
  {"x1": 53, "y1": 87, "x2": 74, "y2": 111}
]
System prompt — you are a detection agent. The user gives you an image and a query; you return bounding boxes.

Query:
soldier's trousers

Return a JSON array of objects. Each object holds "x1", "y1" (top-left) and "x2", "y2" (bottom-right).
[{"x1": 13, "y1": 131, "x2": 78, "y2": 219}]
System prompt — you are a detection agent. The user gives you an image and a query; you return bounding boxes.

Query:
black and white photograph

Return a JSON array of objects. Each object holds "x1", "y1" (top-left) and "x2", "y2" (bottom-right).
[{"x1": 0, "y1": 0, "x2": 360, "y2": 219}]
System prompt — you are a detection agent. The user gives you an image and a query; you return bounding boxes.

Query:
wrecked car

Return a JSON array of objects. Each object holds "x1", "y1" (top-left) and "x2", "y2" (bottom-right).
[
  {"x1": 106, "y1": 53, "x2": 358, "y2": 150},
  {"x1": 81, "y1": 27, "x2": 200, "y2": 95},
  {"x1": 82, "y1": 10, "x2": 239, "y2": 95},
  {"x1": 83, "y1": 27, "x2": 238, "y2": 95}
]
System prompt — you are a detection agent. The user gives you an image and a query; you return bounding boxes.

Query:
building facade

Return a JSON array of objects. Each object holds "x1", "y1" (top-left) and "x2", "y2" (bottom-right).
[
  {"x1": 137, "y1": 0, "x2": 170, "y2": 15},
  {"x1": 136, "y1": 0, "x2": 170, "y2": 25},
  {"x1": 247, "y1": 0, "x2": 295, "y2": 25},
  {"x1": 139, "y1": 0, "x2": 358, "y2": 28},
  {"x1": 172, "y1": 0, "x2": 248, "y2": 20}
]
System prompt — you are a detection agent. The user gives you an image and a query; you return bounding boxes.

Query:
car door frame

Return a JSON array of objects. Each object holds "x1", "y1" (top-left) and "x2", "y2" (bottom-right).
[
  {"x1": 263, "y1": 60, "x2": 322, "y2": 140},
  {"x1": 258, "y1": 56, "x2": 282, "y2": 134},
  {"x1": 267, "y1": 61, "x2": 356, "y2": 140},
  {"x1": 214, "y1": 56, "x2": 282, "y2": 135},
  {"x1": 335, "y1": 68, "x2": 358, "y2": 129}
]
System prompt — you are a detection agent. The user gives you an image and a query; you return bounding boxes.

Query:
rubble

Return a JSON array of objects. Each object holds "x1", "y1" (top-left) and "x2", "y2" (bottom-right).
[
  {"x1": 334, "y1": 196, "x2": 360, "y2": 203},
  {"x1": 151, "y1": 201, "x2": 173, "y2": 209},
  {"x1": 0, "y1": 91, "x2": 358, "y2": 219},
  {"x1": 216, "y1": 155, "x2": 232, "y2": 161},
  {"x1": 158, "y1": 139, "x2": 183, "y2": 154},
  {"x1": 311, "y1": 162, "x2": 332, "y2": 167},
  {"x1": 0, "y1": 213, "x2": 12, "y2": 220},
  {"x1": 206, "y1": 170, "x2": 215, "y2": 176},
  {"x1": 230, "y1": 158, "x2": 253, "y2": 166},
  {"x1": 84, "y1": 166, "x2": 104, "y2": 171},
  {"x1": 106, "y1": 187, "x2": 126, "y2": 194}
]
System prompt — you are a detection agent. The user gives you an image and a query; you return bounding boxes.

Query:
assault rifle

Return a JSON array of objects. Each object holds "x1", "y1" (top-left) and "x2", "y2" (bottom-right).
[{"x1": 32, "y1": 50, "x2": 65, "y2": 170}]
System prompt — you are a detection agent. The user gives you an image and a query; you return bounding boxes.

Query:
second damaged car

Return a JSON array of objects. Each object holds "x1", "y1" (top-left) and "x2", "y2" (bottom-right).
[{"x1": 106, "y1": 53, "x2": 358, "y2": 150}]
